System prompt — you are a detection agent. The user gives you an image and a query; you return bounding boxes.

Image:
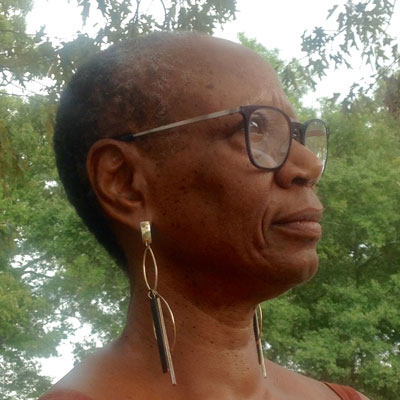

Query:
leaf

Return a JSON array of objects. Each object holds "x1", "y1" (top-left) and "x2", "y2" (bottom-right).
[
  {"x1": 80, "y1": 0, "x2": 91, "y2": 25},
  {"x1": 327, "y1": 4, "x2": 339, "y2": 19}
]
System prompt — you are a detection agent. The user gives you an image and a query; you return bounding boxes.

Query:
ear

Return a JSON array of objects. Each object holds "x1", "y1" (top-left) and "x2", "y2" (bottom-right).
[{"x1": 86, "y1": 139, "x2": 150, "y2": 230}]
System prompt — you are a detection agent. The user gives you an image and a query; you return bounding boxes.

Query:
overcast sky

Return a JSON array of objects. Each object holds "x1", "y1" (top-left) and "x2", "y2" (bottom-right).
[{"x1": 27, "y1": 0, "x2": 400, "y2": 109}]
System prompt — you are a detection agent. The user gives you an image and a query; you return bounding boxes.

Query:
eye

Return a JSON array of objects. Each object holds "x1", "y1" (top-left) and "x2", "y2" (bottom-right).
[
  {"x1": 249, "y1": 114, "x2": 270, "y2": 138},
  {"x1": 292, "y1": 127, "x2": 301, "y2": 142}
]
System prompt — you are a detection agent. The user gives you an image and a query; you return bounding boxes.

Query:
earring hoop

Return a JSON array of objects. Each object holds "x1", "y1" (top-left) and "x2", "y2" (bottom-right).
[
  {"x1": 253, "y1": 303, "x2": 267, "y2": 378},
  {"x1": 143, "y1": 245, "x2": 158, "y2": 292},
  {"x1": 141, "y1": 221, "x2": 177, "y2": 385}
]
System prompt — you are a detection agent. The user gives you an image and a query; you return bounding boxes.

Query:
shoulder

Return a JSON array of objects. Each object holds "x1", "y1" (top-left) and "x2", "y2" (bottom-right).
[
  {"x1": 39, "y1": 342, "x2": 145, "y2": 400},
  {"x1": 265, "y1": 361, "x2": 338, "y2": 399},
  {"x1": 39, "y1": 389, "x2": 93, "y2": 400},
  {"x1": 266, "y1": 361, "x2": 370, "y2": 400},
  {"x1": 38, "y1": 346, "x2": 114, "y2": 400}
]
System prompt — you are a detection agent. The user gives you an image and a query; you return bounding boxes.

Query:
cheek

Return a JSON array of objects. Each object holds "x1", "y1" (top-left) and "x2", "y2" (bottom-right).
[{"x1": 148, "y1": 152, "x2": 275, "y2": 269}]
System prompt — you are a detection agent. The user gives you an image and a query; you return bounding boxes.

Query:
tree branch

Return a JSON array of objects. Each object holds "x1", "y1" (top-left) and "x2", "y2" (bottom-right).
[
  {"x1": 159, "y1": 0, "x2": 168, "y2": 29},
  {"x1": 135, "y1": 0, "x2": 141, "y2": 19},
  {"x1": 0, "y1": 29, "x2": 25, "y2": 35},
  {"x1": 0, "y1": 91, "x2": 29, "y2": 97}
]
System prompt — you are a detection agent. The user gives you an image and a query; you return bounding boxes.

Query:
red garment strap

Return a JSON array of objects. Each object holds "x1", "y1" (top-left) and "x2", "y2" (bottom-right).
[
  {"x1": 39, "y1": 390, "x2": 93, "y2": 400},
  {"x1": 324, "y1": 382, "x2": 362, "y2": 400}
]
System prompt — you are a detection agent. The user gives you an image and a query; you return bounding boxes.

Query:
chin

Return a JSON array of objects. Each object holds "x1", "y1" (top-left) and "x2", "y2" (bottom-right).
[
  {"x1": 296, "y1": 249, "x2": 320, "y2": 280},
  {"x1": 258, "y1": 247, "x2": 320, "y2": 296}
]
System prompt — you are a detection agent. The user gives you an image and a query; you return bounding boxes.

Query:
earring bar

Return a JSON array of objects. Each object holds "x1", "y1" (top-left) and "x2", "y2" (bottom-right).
[
  {"x1": 157, "y1": 295, "x2": 176, "y2": 384},
  {"x1": 149, "y1": 292, "x2": 169, "y2": 373}
]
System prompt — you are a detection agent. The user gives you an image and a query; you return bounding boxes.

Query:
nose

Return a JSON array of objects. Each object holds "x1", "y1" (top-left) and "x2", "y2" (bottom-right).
[{"x1": 274, "y1": 140, "x2": 323, "y2": 189}]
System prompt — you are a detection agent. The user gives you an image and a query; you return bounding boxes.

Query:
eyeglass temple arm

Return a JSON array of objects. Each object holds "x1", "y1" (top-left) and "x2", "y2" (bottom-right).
[
  {"x1": 291, "y1": 121, "x2": 306, "y2": 145},
  {"x1": 118, "y1": 107, "x2": 241, "y2": 141},
  {"x1": 292, "y1": 120, "x2": 327, "y2": 144}
]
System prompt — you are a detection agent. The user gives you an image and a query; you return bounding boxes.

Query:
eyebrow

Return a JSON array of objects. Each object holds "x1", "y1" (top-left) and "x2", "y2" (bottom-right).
[
  {"x1": 250, "y1": 92, "x2": 296, "y2": 119},
  {"x1": 247, "y1": 93, "x2": 272, "y2": 105}
]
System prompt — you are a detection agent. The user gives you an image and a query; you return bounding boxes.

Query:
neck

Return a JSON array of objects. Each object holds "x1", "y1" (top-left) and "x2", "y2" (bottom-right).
[{"x1": 118, "y1": 272, "x2": 267, "y2": 399}]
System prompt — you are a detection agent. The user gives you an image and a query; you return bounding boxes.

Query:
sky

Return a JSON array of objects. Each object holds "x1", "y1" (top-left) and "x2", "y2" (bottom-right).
[
  {"x1": 26, "y1": 0, "x2": 400, "y2": 108},
  {"x1": 213, "y1": 0, "x2": 373, "y2": 106},
  {"x1": 25, "y1": 0, "x2": 399, "y2": 383}
]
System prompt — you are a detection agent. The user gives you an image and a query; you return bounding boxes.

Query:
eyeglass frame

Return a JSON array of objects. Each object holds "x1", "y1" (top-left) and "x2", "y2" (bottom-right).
[{"x1": 116, "y1": 105, "x2": 328, "y2": 172}]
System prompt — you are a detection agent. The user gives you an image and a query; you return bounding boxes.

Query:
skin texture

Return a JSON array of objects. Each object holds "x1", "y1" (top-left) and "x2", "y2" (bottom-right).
[{"x1": 46, "y1": 36, "x2": 369, "y2": 400}]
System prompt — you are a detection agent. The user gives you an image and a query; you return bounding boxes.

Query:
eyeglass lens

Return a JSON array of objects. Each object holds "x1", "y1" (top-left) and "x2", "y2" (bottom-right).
[
  {"x1": 247, "y1": 108, "x2": 327, "y2": 170},
  {"x1": 247, "y1": 108, "x2": 291, "y2": 169},
  {"x1": 304, "y1": 120, "x2": 328, "y2": 171}
]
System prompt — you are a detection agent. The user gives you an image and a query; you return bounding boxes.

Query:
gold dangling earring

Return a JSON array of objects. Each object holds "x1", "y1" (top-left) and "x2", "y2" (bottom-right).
[
  {"x1": 140, "y1": 221, "x2": 177, "y2": 385},
  {"x1": 253, "y1": 303, "x2": 267, "y2": 378}
]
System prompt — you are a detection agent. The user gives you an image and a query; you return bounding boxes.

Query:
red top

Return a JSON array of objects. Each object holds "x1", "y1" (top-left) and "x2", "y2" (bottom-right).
[
  {"x1": 324, "y1": 382, "x2": 362, "y2": 400},
  {"x1": 39, "y1": 383, "x2": 362, "y2": 400}
]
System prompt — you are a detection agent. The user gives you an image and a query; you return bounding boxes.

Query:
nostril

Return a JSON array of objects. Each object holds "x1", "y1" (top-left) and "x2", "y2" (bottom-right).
[
  {"x1": 292, "y1": 176, "x2": 309, "y2": 186},
  {"x1": 293, "y1": 175, "x2": 320, "y2": 187}
]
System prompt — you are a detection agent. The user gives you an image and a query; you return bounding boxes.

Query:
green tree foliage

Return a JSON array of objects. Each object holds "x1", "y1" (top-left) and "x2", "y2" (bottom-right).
[
  {"x1": 0, "y1": 95, "x2": 65, "y2": 399},
  {"x1": 0, "y1": 1, "x2": 237, "y2": 398},
  {"x1": 1, "y1": 0, "x2": 237, "y2": 96},
  {"x1": 241, "y1": 1, "x2": 400, "y2": 107},
  {"x1": 302, "y1": 0, "x2": 399, "y2": 72},
  {"x1": 0, "y1": 0, "x2": 54, "y2": 89},
  {"x1": 301, "y1": 0, "x2": 400, "y2": 100},
  {"x1": 381, "y1": 70, "x2": 400, "y2": 119}
]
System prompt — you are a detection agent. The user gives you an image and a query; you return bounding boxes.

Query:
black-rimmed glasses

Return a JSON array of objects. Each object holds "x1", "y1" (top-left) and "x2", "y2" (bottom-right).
[{"x1": 117, "y1": 105, "x2": 328, "y2": 172}]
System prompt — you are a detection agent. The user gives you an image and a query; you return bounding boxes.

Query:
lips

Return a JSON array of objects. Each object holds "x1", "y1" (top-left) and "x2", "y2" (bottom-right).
[{"x1": 271, "y1": 208, "x2": 323, "y2": 239}]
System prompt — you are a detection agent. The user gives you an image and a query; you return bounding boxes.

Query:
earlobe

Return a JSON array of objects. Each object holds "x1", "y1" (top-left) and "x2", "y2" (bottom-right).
[{"x1": 86, "y1": 139, "x2": 149, "y2": 229}]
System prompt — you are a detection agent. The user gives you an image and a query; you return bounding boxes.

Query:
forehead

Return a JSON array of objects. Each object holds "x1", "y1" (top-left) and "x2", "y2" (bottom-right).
[
  {"x1": 251, "y1": 91, "x2": 295, "y2": 119},
  {"x1": 144, "y1": 36, "x2": 292, "y2": 119}
]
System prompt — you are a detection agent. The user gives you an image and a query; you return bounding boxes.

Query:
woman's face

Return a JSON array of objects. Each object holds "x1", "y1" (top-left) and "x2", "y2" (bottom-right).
[{"x1": 142, "y1": 43, "x2": 323, "y2": 300}]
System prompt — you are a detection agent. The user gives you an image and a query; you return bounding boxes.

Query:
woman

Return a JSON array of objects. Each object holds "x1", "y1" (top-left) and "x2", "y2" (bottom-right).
[{"x1": 40, "y1": 32, "x2": 368, "y2": 400}]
